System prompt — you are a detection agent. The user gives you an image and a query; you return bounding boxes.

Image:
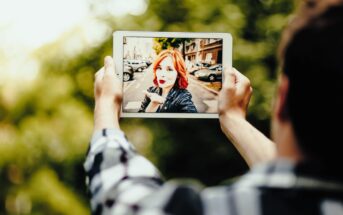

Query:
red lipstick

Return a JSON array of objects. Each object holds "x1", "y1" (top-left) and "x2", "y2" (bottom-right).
[{"x1": 159, "y1": 80, "x2": 166, "y2": 84}]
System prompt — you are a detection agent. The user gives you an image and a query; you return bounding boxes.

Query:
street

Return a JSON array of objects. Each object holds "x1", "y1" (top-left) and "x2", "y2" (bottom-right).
[{"x1": 123, "y1": 66, "x2": 219, "y2": 113}]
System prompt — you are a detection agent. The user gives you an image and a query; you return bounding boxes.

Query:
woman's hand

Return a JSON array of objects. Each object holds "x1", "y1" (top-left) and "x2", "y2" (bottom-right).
[
  {"x1": 93, "y1": 56, "x2": 122, "y2": 132},
  {"x1": 144, "y1": 91, "x2": 166, "y2": 112},
  {"x1": 145, "y1": 91, "x2": 166, "y2": 104}
]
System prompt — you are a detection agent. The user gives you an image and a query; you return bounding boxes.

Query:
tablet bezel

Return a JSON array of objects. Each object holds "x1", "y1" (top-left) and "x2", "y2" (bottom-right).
[{"x1": 113, "y1": 31, "x2": 232, "y2": 118}]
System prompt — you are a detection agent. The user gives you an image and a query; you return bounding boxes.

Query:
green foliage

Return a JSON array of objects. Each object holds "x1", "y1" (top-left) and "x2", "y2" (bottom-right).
[
  {"x1": 153, "y1": 38, "x2": 191, "y2": 54},
  {"x1": 0, "y1": 0, "x2": 295, "y2": 214}
]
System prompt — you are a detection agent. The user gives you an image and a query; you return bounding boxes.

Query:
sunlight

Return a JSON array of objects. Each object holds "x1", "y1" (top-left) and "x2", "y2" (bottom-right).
[
  {"x1": 0, "y1": 0, "x2": 147, "y2": 81},
  {"x1": 0, "y1": 0, "x2": 89, "y2": 49}
]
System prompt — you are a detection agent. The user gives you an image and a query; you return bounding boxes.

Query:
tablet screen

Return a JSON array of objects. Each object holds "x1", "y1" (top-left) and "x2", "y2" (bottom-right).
[{"x1": 122, "y1": 37, "x2": 224, "y2": 115}]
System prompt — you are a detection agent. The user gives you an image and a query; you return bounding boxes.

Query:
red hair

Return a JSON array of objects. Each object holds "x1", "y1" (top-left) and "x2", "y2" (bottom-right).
[{"x1": 152, "y1": 49, "x2": 188, "y2": 89}]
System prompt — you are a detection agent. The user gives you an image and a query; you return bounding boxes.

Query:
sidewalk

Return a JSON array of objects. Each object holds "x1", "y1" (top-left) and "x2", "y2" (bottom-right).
[{"x1": 188, "y1": 75, "x2": 220, "y2": 95}]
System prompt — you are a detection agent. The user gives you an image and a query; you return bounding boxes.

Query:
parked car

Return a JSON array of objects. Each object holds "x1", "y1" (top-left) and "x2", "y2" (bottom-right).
[
  {"x1": 194, "y1": 64, "x2": 222, "y2": 81},
  {"x1": 124, "y1": 60, "x2": 147, "y2": 72},
  {"x1": 208, "y1": 64, "x2": 222, "y2": 71},
  {"x1": 189, "y1": 62, "x2": 211, "y2": 75},
  {"x1": 143, "y1": 59, "x2": 152, "y2": 67},
  {"x1": 123, "y1": 65, "x2": 134, "y2": 82}
]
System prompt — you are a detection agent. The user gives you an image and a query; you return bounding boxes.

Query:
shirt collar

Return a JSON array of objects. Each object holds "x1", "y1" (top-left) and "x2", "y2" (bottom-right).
[{"x1": 234, "y1": 159, "x2": 343, "y2": 191}]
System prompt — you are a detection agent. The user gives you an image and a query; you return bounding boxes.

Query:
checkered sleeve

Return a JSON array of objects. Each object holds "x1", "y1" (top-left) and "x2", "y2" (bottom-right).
[{"x1": 84, "y1": 128, "x2": 203, "y2": 215}]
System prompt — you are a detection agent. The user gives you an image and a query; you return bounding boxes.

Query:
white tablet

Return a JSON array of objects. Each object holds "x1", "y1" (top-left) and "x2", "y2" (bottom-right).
[{"x1": 113, "y1": 31, "x2": 232, "y2": 118}]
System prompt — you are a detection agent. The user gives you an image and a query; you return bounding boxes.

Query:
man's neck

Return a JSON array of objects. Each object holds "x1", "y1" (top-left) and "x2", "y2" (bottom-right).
[{"x1": 274, "y1": 121, "x2": 304, "y2": 163}]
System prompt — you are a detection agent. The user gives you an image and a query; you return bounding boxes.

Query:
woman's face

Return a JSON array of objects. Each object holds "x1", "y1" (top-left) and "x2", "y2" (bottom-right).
[{"x1": 156, "y1": 56, "x2": 178, "y2": 89}]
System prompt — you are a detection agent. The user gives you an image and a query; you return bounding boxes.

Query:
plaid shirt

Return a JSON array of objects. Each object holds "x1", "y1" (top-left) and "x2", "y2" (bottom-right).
[{"x1": 84, "y1": 128, "x2": 343, "y2": 215}]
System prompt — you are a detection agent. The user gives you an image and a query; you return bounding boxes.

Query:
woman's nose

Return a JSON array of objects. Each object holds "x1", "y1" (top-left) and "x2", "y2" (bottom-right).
[{"x1": 160, "y1": 69, "x2": 167, "y2": 76}]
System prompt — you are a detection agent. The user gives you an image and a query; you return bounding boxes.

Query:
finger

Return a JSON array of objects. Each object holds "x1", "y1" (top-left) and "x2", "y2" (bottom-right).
[
  {"x1": 95, "y1": 67, "x2": 105, "y2": 83},
  {"x1": 233, "y1": 68, "x2": 250, "y2": 86},
  {"x1": 243, "y1": 86, "x2": 253, "y2": 110},
  {"x1": 154, "y1": 94, "x2": 166, "y2": 103},
  {"x1": 152, "y1": 94, "x2": 165, "y2": 104},
  {"x1": 104, "y1": 56, "x2": 115, "y2": 77},
  {"x1": 223, "y1": 67, "x2": 236, "y2": 90},
  {"x1": 143, "y1": 90, "x2": 153, "y2": 98},
  {"x1": 158, "y1": 97, "x2": 166, "y2": 104},
  {"x1": 234, "y1": 68, "x2": 252, "y2": 97}
]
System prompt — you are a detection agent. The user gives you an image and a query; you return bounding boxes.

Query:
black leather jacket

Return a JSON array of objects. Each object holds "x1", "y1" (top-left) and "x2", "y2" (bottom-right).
[{"x1": 139, "y1": 86, "x2": 198, "y2": 113}]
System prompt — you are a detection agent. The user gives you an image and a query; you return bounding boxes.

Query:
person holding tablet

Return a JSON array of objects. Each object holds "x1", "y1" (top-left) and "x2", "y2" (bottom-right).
[
  {"x1": 138, "y1": 49, "x2": 198, "y2": 113},
  {"x1": 85, "y1": 1, "x2": 343, "y2": 214}
]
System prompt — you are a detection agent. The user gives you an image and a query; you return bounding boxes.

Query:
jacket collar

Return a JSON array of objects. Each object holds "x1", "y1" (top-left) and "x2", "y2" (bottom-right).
[{"x1": 157, "y1": 86, "x2": 179, "y2": 101}]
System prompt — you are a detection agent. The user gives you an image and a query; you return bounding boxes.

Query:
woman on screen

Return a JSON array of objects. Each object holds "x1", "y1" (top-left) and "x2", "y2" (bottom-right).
[{"x1": 139, "y1": 49, "x2": 198, "y2": 113}]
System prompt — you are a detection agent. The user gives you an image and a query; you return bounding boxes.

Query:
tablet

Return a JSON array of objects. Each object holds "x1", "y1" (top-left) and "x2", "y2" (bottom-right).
[{"x1": 113, "y1": 31, "x2": 232, "y2": 118}]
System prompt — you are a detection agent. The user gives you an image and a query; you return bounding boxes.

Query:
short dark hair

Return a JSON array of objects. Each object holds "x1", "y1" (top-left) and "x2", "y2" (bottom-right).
[{"x1": 280, "y1": 2, "x2": 343, "y2": 165}]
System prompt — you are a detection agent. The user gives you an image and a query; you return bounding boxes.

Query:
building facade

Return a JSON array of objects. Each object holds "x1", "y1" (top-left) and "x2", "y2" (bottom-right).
[{"x1": 184, "y1": 38, "x2": 223, "y2": 65}]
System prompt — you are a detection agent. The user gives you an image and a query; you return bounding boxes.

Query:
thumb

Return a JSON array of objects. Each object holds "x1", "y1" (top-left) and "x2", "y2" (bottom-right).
[
  {"x1": 95, "y1": 67, "x2": 105, "y2": 83},
  {"x1": 104, "y1": 56, "x2": 115, "y2": 77},
  {"x1": 223, "y1": 67, "x2": 236, "y2": 89},
  {"x1": 143, "y1": 90, "x2": 153, "y2": 98}
]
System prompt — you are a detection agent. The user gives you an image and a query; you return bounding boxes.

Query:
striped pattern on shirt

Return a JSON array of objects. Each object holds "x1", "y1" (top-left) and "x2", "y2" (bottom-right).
[{"x1": 84, "y1": 128, "x2": 343, "y2": 215}]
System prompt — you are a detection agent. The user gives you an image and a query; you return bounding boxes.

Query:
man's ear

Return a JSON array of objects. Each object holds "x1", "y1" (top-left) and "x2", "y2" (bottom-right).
[{"x1": 274, "y1": 74, "x2": 290, "y2": 121}]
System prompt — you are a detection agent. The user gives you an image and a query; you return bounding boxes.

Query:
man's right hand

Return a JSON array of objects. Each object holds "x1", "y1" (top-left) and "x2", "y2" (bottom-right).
[
  {"x1": 218, "y1": 67, "x2": 253, "y2": 120},
  {"x1": 218, "y1": 67, "x2": 276, "y2": 167}
]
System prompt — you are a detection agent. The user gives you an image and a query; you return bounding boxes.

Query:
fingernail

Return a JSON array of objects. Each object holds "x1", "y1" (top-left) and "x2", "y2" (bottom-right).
[{"x1": 105, "y1": 56, "x2": 112, "y2": 66}]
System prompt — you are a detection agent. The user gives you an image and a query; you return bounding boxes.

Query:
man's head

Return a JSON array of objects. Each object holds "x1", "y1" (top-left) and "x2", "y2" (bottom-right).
[{"x1": 272, "y1": 1, "x2": 343, "y2": 166}]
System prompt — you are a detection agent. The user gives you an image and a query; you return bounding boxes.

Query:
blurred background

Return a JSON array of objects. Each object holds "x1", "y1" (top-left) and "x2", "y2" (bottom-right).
[{"x1": 0, "y1": 0, "x2": 295, "y2": 214}]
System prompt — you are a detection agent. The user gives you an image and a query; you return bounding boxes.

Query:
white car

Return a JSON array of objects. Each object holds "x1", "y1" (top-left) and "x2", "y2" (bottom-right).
[
  {"x1": 194, "y1": 64, "x2": 222, "y2": 81},
  {"x1": 124, "y1": 60, "x2": 147, "y2": 72}
]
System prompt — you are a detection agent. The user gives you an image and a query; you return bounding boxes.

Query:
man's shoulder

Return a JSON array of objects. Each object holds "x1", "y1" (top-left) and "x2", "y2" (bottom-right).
[
  {"x1": 200, "y1": 160, "x2": 296, "y2": 215},
  {"x1": 201, "y1": 159, "x2": 343, "y2": 215},
  {"x1": 201, "y1": 181, "x2": 262, "y2": 215}
]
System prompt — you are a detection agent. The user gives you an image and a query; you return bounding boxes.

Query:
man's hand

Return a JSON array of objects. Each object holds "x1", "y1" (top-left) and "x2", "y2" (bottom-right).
[
  {"x1": 218, "y1": 67, "x2": 253, "y2": 120},
  {"x1": 218, "y1": 67, "x2": 276, "y2": 167},
  {"x1": 94, "y1": 56, "x2": 122, "y2": 104},
  {"x1": 93, "y1": 56, "x2": 122, "y2": 132}
]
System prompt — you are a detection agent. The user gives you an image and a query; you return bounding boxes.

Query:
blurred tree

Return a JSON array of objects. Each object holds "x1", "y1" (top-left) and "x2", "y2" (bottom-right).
[
  {"x1": 153, "y1": 38, "x2": 191, "y2": 55},
  {"x1": 0, "y1": 0, "x2": 295, "y2": 214}
]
